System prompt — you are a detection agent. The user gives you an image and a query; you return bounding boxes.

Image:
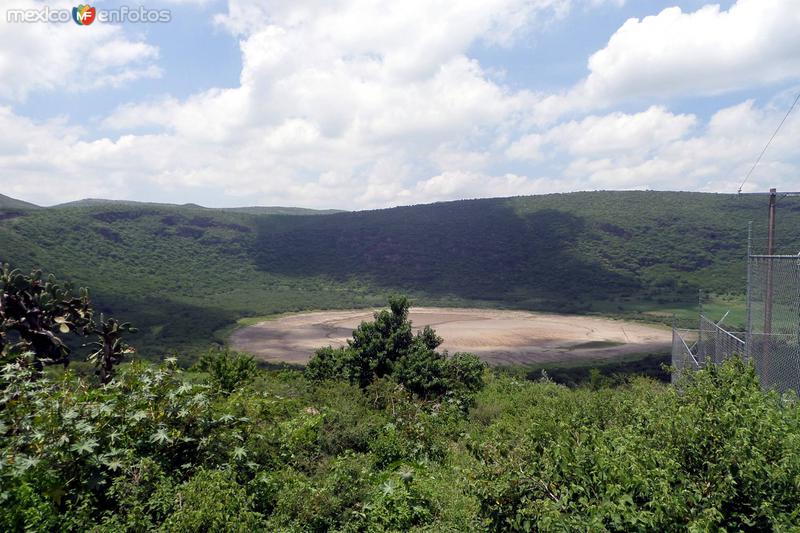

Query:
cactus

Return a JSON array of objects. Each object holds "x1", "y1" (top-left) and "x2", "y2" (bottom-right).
[
  {"x1": 84, "y1": 316, "x2": 137, "y2": 384},
  {"x1": 1, "y1": 263, "x2": 135, "y2": 382}
]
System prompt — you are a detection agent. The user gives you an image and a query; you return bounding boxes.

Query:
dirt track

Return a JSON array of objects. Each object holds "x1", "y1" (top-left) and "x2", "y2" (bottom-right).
[{"x1": 230, "y1": 308, "x2": 672, "y2": 366}]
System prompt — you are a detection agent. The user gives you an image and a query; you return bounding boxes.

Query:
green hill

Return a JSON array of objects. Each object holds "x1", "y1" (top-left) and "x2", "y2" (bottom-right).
[
  {"x1": 52, "y1": 198, "x2": 344, "y2": 216},
  {"x1": 0, "y1": 193, "x2": 39, "y2": 210},
  {"x1": 0, "y1": 190, "x2": 798, "y2": 359}
]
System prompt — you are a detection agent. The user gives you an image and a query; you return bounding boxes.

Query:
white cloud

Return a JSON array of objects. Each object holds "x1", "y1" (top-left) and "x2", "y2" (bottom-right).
[
  {"x1": 4, "y1": 92, "x2": 799, "y2": 208},
  {"x1": 1, "y1": 0, "x2": 799, "y2": 209},
  {"x1": 412, "y1": 170, "x2": 548, "y2": 202},
  {"x1": 508, "y1": 106, "x2": 696, "y2": 164},
  {"x1": 506, "y1": 134, "x2": 544, "y2": 161},
  {"x1": 558, "y1": 99, "x2": 800, "y2": 192},
  {"x1": 89, "y1": 0, "x2": 574, "y2": 206},
  {"x1": 0, "y1": 0, "x2": 161, "y2": 101},
  {"x1": 548, "y1": 106, "x2": 696, "y2": 155},
  {"x1": 579, "y1": 0, "x2": 800, "y2": 105},
  {"x1": 0, "y1": 107, "x2": 132, "y2": 200}
]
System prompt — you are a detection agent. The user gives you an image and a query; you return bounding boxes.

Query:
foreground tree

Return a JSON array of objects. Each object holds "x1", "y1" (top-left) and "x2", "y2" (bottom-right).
[
  {"x1": 305, "y1": 295, "x2": 486, "y2": 400},
  {"x1": 0, "y1": 264, "x2": 92, "y2": 369}
]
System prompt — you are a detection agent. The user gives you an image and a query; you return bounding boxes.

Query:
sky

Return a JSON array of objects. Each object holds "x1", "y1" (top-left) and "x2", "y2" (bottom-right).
[{"x1": 1, "y1": 0, "x2": 799, "y2": 209}]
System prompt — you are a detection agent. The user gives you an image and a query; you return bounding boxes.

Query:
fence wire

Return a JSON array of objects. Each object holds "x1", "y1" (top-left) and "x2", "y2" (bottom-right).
[
  {"x1": 671, "y1": 328, "x2": 700, "y2": 385},
  {"x1": 698, "y1": 315, "x2": 745, "y2": 365},
  {"x1": 747, "y1": 254, "x2": 800, "y2": 392},
  {"x1": 672, "y1": 252, "x2": 800, "y2": 393}
]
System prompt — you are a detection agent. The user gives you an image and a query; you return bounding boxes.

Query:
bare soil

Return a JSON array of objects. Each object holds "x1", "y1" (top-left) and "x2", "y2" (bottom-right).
[{"x1": 230, "y1": 307, "x2": 672, "y2": 367}]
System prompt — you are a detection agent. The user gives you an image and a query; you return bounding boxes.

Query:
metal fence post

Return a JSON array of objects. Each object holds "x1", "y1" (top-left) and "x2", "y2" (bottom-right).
[{"x1": 746, "y1": 221, "x2": 753, "y2": 361}]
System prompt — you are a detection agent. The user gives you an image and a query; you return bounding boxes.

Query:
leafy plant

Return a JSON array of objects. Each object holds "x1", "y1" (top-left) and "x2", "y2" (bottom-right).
[
  {"x1": 195, "y1": 348, "x2": 258, "y2": 394},
  {"x1": 2, "y1": 348, "x2": 800, "y2": 530},
  {"x1": 160, "y1": 469, "x2": 265, "y2": 532},
  {"x1": 469, "y1": 358, "x2": 800, "y2": 531}
]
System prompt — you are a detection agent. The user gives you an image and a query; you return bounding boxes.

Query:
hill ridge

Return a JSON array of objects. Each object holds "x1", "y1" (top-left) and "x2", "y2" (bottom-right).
[
  {"x1": 1, "y1": 190, "x2": 797, "y2": 358},
  {"x1": 0, "y1": 193, "x2": 40, "y2": 210}
]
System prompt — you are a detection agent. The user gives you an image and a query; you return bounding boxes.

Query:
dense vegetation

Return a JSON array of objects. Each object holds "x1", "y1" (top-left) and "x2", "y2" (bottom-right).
[
  {"x1": 3, "y1": 347, "x2": 799, "y2": 530},
  {"x1": 1, "y1": 192, "x2": 798, "y2": 360},
  {"x1": 516, "y1": 351, "x2": 671, "y2": 387}
]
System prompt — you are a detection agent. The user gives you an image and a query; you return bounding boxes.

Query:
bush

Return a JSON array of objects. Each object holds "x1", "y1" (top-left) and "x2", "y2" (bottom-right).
[
  {"x1": 361, "y1": 470, "x2": 434, "y2": 531},
  {"x1": 469, "y1": 358, "x2": 800, "y2": 531},
  {"x1": 196, "y1": 348, "x2": 258, "y2": 394},
  {"x1": 161, "y1": 469, "x2": 265, "y2": 532},
  {"x1": 4, "y1": 317, "x2": 800, "y2": 531},
  {"x1": 304, "y1": 345, "x2": 353, "y2": 382},
  {"x1": 444, "y1": 352, "x2": 486, "y2": 395},
  {"x1": 0, "y1": 360, "x2": 263, "y2": 529}
]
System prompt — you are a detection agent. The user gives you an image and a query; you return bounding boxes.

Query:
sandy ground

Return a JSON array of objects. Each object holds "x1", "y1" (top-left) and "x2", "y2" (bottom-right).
[{"x1": 230, "y1": 307, "x2": 672, "y2": 367}]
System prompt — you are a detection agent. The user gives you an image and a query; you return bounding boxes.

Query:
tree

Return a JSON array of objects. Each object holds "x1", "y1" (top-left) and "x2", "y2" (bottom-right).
[
  {"x1": 1, "y1": 264, "x2": 92, "y2": 369},
  {"x1": 305, "y1": 295, "x2": 486, "y2": 400},
  {"x1": 347, "y1": 295, "x2": 415, "y2": 387}
]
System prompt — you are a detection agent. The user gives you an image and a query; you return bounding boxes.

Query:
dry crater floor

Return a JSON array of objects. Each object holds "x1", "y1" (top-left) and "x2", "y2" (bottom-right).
[{"x1": 230, "y1": 307, "x2": 672, "y2": 366}]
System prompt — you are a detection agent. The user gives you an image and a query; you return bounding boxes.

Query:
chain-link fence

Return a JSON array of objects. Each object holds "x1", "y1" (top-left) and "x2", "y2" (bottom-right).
[
  {"x1": 671, "y1": 328, "x2": 699, "y2": 385},
  {"x1": 698, "y1": 315, "x2": 745, "y2": 365},
  {"x1": 747, "y1": 254, "x2": 800, "y2": 392},
  {"x1": 672, "y1": 251, "x2": 800, "y2": 392}
]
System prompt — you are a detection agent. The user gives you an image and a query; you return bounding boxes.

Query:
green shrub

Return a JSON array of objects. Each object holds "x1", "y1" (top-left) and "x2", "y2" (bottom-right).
[
  {"x1": 469, "y1": 358, "x2": 800, "y2": 531},
  {"x1": 161, "y1": 469, "x2": 265, "y2": 532},
  {"x1": 98, "y1": 458, "x2": 175, "y2": 531},
  {"x1": 314, "y1": 381, "x2": 386, "y2": 455},
  {"x1": 4, "y1": 338, "x2": 800, "y2": 531},
  {"x1": 304, "y1": 345, "x2": 353, "y2": 382},
  {"x1": 260, "y1": 453, "x2": 373, "y2": 531},
  {"x1": 0, "y1": 360, "x2": 262, "y2": 528},
  {"x1": 368, "y1": 394, "x2": 454, "y2": 467},
  {"x1": 196, "y1": 348, "x2": 258, "y2": 394},
  {"x1": 361, "y1": 469, "x2": 434, "y2": 531}
]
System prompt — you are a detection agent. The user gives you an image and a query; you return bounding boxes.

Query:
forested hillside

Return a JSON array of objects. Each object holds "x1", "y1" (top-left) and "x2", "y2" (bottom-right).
[{"x1": 1, "y1": 191, "x2": 798, "y2": 359}]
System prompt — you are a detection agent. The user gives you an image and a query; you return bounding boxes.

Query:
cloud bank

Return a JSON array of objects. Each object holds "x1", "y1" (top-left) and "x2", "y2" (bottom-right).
[{"x1": 0, "y1": 0, "x2": 798, "y2": 207}]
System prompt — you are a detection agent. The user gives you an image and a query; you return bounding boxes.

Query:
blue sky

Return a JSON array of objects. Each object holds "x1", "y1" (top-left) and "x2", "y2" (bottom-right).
[
  {"x1": 1, "y1": 0, "x2": 799, "y2": 208},
  {"x1": 15, "y1": 0, "x2": 242, "y2": 123}
]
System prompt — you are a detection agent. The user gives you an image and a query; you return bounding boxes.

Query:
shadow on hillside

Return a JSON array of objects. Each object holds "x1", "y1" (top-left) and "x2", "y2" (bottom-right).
[
  {"x1": 251, "y1": 200, "x2": 641, "y2": 311},
  {"x1": 90, "y1": 294, "x2": 239, "y2": 360}
]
